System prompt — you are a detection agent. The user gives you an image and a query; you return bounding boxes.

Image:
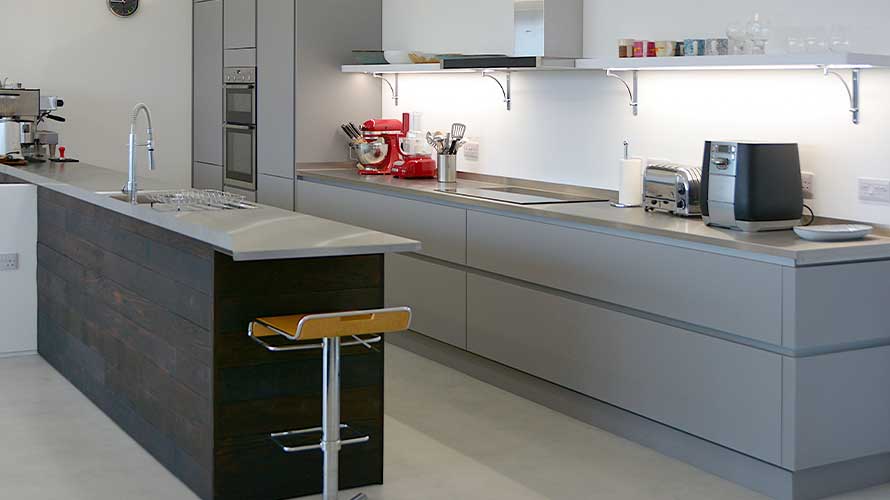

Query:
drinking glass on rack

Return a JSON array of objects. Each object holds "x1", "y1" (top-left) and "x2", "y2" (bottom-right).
[
  {"x1": 786, "y1": 27, "x2": 806, "y2": 54},
  {"x1": 727, "y1": 22, "x2": 747, "y2": 55},
  {"x1": 805, "y1": 26, "x2": 828, "y2": 53},
  {"x1": 829, "y1": 25, "x2": 850, "y2": 53},
  {"x1": 745, "y1": 13, "x2": 770, "y2": 55}
]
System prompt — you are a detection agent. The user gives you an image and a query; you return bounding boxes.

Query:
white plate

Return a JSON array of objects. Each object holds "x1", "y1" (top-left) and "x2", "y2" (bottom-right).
[{"x1": 793, "y1": 224, "x2": 873, "y2": 242}]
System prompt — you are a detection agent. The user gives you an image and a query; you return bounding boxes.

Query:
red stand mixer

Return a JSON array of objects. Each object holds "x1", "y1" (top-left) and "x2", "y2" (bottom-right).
[{"x1": 355, "y1": 113, "x2": 436, "y2": 178}]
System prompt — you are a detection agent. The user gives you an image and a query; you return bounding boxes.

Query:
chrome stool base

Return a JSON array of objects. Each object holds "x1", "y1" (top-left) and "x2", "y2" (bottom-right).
[{"x1": 248, "y1": 308, "x2": 412, "y2": 500}]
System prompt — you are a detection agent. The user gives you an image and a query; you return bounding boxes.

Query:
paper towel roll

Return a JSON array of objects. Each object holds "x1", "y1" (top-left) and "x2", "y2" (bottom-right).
[{"x1": 618, "y1": 158, "x2": 643, "y2": 206}]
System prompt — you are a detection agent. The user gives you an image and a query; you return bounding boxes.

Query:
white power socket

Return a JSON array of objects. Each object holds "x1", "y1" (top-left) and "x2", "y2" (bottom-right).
[
  {"x1": 801, "y1": 172, "x2": 815, "y2": 200},
  {"x1": 858, "y1": 178, "x2": 890, "y2": 204},
  {"x1": 463, "y1": 139, "x2": 480, "y2": 162},
  {"x1": 0, "y1": 253, "x2": 19, "y2": 271}
]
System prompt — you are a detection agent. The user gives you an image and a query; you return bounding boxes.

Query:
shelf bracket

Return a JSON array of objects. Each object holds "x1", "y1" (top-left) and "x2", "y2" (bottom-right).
[
  {"x1": 822, "y1": 67, "x2": 860, "y2": 124},
  {"x1": 606, "y1": 70, "x2": 639, "y2": 116},
  {"x1": 482, "y1": 70, "x2": 512, "y2": 111},
  {"x1": 373, "y1": 72, "x2": 399, "y2": 106}
]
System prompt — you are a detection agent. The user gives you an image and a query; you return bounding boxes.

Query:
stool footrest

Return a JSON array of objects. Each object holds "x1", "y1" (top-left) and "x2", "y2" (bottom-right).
[{"x1": 270, "y1": 424, "x2": 370, "y2": 454}]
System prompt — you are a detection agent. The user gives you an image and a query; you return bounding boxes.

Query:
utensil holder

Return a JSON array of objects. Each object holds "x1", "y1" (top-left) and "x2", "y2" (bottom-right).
[{"x1": 437, "y1": 154, "x2": 457, "y2": 183}]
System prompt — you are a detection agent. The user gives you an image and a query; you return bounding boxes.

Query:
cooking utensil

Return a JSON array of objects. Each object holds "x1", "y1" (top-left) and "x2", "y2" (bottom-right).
[
  {"x1": 450, "y1": 123, "x2": 466, "y2": 142},
  {"x1": 341, "y1": 124, "x2": 357, "y2": 140},
  {"x1": 348, "y1": 122, "x2": 363, "y2": 138}
]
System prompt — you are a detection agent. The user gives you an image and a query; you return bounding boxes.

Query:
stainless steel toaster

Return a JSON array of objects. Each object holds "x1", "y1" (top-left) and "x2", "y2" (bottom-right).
[{"x1": 643, "y1": 163, "x2": 702, "y2": 217}]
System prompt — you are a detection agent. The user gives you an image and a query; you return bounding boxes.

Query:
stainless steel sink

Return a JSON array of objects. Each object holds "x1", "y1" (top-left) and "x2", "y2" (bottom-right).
[
  {"x1": 437, "y1": 186, "x2": 609, "y2": 205},
  {"x1": 104, "y1": 189, "x2": 257, "y2": 210},
  {"x1": 107, "y1": 192, "x2": 157, "y2": 205}
]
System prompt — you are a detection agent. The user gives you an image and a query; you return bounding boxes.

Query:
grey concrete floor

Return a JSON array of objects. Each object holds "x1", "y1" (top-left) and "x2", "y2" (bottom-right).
[{"x1": 1, "y1": 347, "x2": 888, "y2": 500}]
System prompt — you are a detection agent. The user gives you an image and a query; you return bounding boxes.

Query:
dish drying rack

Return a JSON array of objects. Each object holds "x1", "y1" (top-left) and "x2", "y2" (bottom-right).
[{"x1": 147, "y1": 189, "x2": 257, "y2": 212}]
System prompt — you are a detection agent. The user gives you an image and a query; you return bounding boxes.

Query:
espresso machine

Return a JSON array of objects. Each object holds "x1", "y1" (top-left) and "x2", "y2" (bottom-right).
[
  {"x1": 0, "y1": 86, "x2": 67, "y2": 162},
  {"x1": 0, "y1": 87, "x2": 39, "y2": 159}
]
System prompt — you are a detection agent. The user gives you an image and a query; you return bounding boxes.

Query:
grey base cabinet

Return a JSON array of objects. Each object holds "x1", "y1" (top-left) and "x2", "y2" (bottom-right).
[
  {"x1": 297, "y1": 181, "x2": 467, "y2": 263},
  {"x1": 295, "y1": 177, "x2": 890, "y2": 493},
  {"x1": 466, "y1": 272, "x2": 783, "y2": 464},
  {"x1": 385, "y1": 254, "x2": 467, "y2": 349},
  {"x1": 257, "y1": 174, "x2": 294, "y2": 211},
  {"x1": 467, "y1": 210, "x2": 783, "y2": 345}
]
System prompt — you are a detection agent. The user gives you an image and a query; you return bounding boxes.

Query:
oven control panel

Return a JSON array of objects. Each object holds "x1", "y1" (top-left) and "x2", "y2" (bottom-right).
[{"x1": 224, "y1": 67, "x2": 256, "y2": 84}]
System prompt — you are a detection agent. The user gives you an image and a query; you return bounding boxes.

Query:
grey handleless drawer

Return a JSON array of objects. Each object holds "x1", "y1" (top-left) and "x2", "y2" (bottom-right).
[
  {"x1": 467, "y1": 273, "x2": 783, "y2": 464},
  {"x1": 783, "y1": 261, "x2": 890, "y2": 349},
  {"x1": 467, "y1": 211, "x2": 783, "y2": 345},
  {"x1": 297, "y1": 181, "x2": 467, "y2": 264},
  {"x1": 385, "y1": 254, "x2": 467, "y2": 349}
]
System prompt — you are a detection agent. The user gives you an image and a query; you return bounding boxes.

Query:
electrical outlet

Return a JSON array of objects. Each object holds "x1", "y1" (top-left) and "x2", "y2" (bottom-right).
[
  {"x1": 801, "y1": 171, "x2": 815, "y2": 200},
  {"x1": 463, "y1": 139, "x2": 480, "y2": 162},
  {"x1": 0, "y1": 253, "x2": 19, "y2": 271},
  {"x1": 858, "y1": 178, "x2": 890, "y2": 204}
]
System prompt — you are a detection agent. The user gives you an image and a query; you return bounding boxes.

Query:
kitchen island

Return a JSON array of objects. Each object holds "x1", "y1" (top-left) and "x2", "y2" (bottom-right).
[
  {"x1": 0, "y1": 162, "x2": 419, "y2": 500},
  {"x1": 296, "y1": 163, "x2": 890, "y2": 500}
]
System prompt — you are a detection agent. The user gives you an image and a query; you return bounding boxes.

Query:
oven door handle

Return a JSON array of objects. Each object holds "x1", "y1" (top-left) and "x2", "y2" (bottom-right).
[
  {"x1": 225, "y1": 84, "x2": 255, "y2": 90},
  {"x1": 224, "y1": 123, "x2": 255, "y2": 131}
]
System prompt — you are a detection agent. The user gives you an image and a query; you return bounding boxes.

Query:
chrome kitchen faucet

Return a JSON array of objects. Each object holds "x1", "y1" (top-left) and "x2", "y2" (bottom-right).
[{"x1": 123, "y1": 103, "x2": 155, "y2": 204}]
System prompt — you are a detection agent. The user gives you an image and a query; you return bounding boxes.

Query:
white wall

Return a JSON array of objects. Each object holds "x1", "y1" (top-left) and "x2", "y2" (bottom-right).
[
  {"x1": 0, "y1": 185, "x2": 36, "y2": 357},
  {"x1": 0, "y1": 1, "x2": 192, "y2": 188},
  {"x1": 383, "y1": 0, "x2": 890, "y2": 225}
]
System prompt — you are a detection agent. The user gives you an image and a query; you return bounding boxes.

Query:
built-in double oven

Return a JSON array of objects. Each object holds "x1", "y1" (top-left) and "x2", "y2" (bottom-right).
[{"x1": 223, "y1": 66, "x2": 257, "y2": 191}]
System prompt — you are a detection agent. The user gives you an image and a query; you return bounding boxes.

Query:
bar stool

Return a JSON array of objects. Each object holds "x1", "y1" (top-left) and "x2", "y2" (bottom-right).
[{"x1": 248, "y1": 307, "x2": 412, "y2": 500}]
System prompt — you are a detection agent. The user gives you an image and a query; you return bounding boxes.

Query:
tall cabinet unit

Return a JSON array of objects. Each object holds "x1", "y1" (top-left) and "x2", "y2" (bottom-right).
[
  {"x1": 256, "y1": 0, "x2": 295, "y2": 210},
  {"x1": 193, "y1": 0, "x2": 224, "y2": 191},
  {"x1": 223, "y1": 0, "x2": 256, "y2": 50},
  {"x1": 193, "y1": 0, "x2": 383, "y2": 210}
]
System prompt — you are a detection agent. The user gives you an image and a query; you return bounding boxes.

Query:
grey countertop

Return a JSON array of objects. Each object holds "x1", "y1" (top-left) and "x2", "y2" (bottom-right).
[
  {"x1": 0, "y1": 162, "x2": 420, "y2": 261},
  {"x1": 296, "y1": 164, "x2": 890, "y2": 267}
]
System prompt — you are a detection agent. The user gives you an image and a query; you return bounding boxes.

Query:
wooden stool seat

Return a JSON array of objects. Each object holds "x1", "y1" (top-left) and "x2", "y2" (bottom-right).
[
  {"x1": 253, "y1": 308, "x2": 411, "y2": 341},
  {"x1": 247, "y1": 307, "x2": 412, "y2": 500}
]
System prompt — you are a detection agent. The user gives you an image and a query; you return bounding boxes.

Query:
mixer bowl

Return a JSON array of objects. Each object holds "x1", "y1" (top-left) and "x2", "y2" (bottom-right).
[{"x1": 352, "y1": 139, "x2": 388, "y2": 166}]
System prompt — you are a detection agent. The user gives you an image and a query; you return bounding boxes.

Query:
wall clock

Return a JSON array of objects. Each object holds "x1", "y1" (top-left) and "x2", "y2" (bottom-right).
[{"x1": 107, "y1": 0, "x2": 139, "y2": 18}]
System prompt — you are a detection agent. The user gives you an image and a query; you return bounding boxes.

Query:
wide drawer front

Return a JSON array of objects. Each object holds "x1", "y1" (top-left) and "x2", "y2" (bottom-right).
[
  {"x1": 467, "y1": 273, "x2": 782, "y2": 464},
  {"x1": 297, "y1": 181, "x2": 467, "y2": 264},
  {"x1": 385, "y1": 253, "x2": 467, "y2": 349},
  {"x1": 467, "y1": 210, "x2": 782, "y2": 345}
]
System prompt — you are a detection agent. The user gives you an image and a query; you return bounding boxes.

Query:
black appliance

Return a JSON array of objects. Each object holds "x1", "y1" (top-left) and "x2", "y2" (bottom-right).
[{"x1": 702, "y1": 141, "x2": 803, "y2": 232}]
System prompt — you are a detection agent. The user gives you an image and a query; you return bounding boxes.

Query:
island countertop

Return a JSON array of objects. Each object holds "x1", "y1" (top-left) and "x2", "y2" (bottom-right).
[
  {"x1": 297, "y1": 163, "x2": 890, "y2": 267},
  {"x1": 0, "y1": 162, "x2": 420, "y2": 261}
]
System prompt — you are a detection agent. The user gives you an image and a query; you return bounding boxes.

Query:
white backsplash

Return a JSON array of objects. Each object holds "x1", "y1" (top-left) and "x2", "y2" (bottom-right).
[{"x1": 383, "y1": 0, "x2": 890, "y2": 225}]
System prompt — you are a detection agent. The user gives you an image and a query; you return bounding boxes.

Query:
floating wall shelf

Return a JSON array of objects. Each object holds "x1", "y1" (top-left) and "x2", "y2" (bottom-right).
[
  {"x1": 343, "y1": 53, "x2": 890, "y2": 121},
  {"x1": 342, "y1": 58, "x2": 577, "y2": 110}
]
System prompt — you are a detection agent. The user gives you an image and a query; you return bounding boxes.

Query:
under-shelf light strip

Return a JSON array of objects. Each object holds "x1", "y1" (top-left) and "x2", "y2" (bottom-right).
[{"x1": 605, "y1": 64, "x2": 875, "y2": 71}]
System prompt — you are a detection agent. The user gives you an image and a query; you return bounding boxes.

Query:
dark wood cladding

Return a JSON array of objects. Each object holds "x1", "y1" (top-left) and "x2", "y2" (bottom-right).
[
  {"x1": 213, "y1": 252, "x2": 385, "y2": 500},
  {"x1": 26, "y1": 179, "x2": 387, "y2": 500},
  {"x1": 35, "y1": 187, "x2": 215, "y2": 498}
]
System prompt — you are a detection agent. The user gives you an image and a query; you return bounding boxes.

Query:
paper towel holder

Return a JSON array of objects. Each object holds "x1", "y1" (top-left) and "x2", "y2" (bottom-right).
[{"x1": 612, "y1": 140, "x2": 642, "y2": 208}]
